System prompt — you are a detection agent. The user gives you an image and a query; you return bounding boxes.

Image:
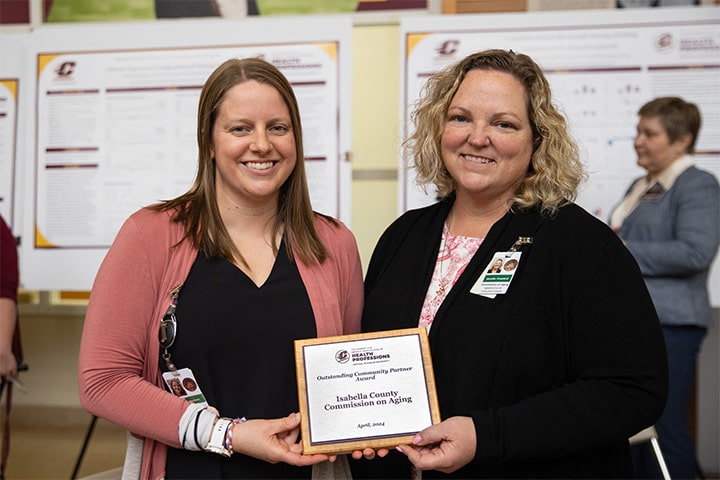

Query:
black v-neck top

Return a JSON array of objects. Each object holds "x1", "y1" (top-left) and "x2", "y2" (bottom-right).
[{"x1": 165, "y1": 242, "x2": 316, "y2": 479}]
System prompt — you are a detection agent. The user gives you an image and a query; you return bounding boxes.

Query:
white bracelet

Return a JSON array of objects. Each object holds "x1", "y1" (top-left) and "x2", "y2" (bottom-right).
[{"x1": 205, "y1": 417, "x2": 232, "y2": 457}]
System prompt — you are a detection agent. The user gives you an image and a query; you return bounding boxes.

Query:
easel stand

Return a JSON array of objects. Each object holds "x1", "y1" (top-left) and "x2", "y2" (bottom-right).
[{"x1": 71, "y1": 414, "x2": 98, "y2": 479}]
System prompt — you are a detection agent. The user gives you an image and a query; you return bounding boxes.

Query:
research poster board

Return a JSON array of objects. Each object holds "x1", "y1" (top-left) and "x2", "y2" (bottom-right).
[
  {"x1": 16, "y1": 16, "x2": 351, "y2": 291},
  {"x1": 400, "y1": 6, "x2": 720, "y2": 305},
  {"x1": 0, "y1": 32, "x2": 27, "y2": 229}
]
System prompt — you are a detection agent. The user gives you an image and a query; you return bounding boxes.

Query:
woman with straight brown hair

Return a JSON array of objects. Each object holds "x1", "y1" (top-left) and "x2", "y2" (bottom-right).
[{"x1": 79, "y1": 57, "x2": 363, "y2": 479}]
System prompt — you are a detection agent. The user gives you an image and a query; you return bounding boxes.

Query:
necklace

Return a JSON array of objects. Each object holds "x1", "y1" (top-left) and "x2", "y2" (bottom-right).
[
  {"x1": 433, "y1": 219, "x2": 484, "y2": 299},
  {"x1": 435, "y1": 224, "x2": 452, "y2": 297}
]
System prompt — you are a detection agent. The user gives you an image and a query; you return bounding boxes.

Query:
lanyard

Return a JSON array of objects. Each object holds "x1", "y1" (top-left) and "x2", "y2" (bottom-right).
[{"x1": 159, "y1": 284, "x2": 182, "y2": 372}]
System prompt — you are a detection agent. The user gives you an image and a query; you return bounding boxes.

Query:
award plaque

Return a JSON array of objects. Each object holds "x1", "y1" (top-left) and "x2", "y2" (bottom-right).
[{"x1": 294, "y1": 328, "x2": 440, "y2": 454}]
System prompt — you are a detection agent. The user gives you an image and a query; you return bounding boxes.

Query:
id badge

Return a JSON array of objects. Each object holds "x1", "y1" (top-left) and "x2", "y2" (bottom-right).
[
  {"x1": 163, "y1": 368, "x2": 208, "y2": 407},
  {"x1": 470, "y1": 251, "x2": 522, "y2": 298}
]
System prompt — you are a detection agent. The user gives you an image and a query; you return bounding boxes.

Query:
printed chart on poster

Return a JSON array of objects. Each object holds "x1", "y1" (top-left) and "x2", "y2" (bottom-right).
[
  {"x1": 400, "y1": 6, "x2": 720, "y2": 304},
  {"x1": 13, "y1": 17, "x2": 351, "y2": 290}
]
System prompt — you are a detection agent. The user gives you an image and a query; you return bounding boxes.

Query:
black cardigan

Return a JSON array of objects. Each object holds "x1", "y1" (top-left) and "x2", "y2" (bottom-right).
[{"x1": 354, "y1": 198, "x2": 667, "y2": 479}]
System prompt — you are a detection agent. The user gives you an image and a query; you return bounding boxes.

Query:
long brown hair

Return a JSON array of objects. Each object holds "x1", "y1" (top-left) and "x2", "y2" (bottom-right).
[{"x1": 150, "y1": 57, "x2": 332, "y2": 266}]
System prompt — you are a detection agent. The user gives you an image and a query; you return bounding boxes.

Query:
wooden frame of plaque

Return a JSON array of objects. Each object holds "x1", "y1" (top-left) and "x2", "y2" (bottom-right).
[{"x1": 294, "y1": 327, "x2": 440, "y2": 455}]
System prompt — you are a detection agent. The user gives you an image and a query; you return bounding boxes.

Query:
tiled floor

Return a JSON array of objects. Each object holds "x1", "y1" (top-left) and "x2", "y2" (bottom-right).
[{"x1": 5, "y1": 416, "x2": 125, "y2": 479}]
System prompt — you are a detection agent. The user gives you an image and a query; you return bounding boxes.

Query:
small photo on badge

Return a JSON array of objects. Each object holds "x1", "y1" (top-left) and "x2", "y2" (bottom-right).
[
  {"x1": 166, "y1": 376, "x2": 187, "y2": 397},
  {"x1": 503, "y1": 259, "x2": 519, "y2": 272},
  {"x1": 487, "y1": 258, "x2": 504, "y2": 274},
  {"x1": 163, "y1": 369, "x2": 208, "y2": 407},
  {"x1": 182, "y1": 377, "x2": 198, "y2": 392}
]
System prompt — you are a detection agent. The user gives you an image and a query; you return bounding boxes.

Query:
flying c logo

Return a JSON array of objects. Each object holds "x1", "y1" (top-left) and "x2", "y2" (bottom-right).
[
  {"x1": 656, "y1": 33, "x2": 673, "y2": 50},
  {"x1": 436, "y1": 40, "x2": 460, "y2": 57},
  {"x1": 55, "y1": 61, "x2": 76, "y2": 78},
  {"x1": 335, "y1": 350, "x2": 349, "y2": 364}
]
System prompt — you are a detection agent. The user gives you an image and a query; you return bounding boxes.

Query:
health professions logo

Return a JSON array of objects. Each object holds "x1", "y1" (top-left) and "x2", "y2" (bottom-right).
[
  {"x1": 335, "y1": 348, "x2": 391, "y2": 364},
  {"x1": 655, "y1": 31, "x2": 720, "y2": 54}
]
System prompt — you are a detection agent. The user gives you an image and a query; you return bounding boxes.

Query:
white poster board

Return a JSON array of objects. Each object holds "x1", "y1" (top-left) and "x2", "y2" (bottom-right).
[
  {"x1": 400, "y1": 6, "x2": 720, "y2": 305},
  {"x1": 0, "y1": 32, "x2": 27, "y2": 230},
  {"x1": 15, "y1": 16, "x2": 351, "y2": 290}
]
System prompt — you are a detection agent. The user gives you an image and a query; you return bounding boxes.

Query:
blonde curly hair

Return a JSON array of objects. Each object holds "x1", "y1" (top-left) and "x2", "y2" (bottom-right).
[{"x1": 405, "y1": 49, "x2": 586, "y2": 215}]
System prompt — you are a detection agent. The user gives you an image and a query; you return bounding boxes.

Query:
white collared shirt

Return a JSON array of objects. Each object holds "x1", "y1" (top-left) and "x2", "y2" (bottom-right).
[{"x1": 610, "y1": 154, "x2": 694, "y2": 229}]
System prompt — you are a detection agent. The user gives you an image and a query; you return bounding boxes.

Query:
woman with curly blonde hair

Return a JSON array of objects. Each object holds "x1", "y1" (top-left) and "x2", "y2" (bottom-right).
[
  {"x1": 408, "y1": 49, "x2": 585, "y2": 214},
  {"x1": 354, "y1": 49, "x2": 667, "y2": 479}
]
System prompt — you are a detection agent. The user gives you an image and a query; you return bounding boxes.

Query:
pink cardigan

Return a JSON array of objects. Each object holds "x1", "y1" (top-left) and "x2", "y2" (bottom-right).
[{"x1": 78, "y1": 207, "x2": 364, "y2": 479}]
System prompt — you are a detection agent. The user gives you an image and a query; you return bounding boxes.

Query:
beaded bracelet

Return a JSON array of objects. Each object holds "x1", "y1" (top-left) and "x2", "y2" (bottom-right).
[{"x1": 223, "y1": 417, "x2": 247, "y2": 455}]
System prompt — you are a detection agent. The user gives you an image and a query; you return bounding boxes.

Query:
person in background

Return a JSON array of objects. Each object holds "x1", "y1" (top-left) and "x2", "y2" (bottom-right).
[
  {"x1": 0, "y1": 215, "x2": 18, "y2": 389},
  {"x1": 79, "y1": 57, "x2": 363, "y2": 479},
  {"x1": 0, "y1": 214, "x2": 23, "y2": 480},
  {"x1": 352, "y1": 49, "x2": 667, "y2": 479},
  {"x1": 609, "y1": 96, "x2": 720, "y2": 480}
]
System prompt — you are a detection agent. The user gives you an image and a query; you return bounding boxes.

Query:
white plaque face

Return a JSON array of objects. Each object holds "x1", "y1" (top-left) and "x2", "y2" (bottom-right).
[{"x1": 294, "y1": 328, "x2": 440, "y2": 454}]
